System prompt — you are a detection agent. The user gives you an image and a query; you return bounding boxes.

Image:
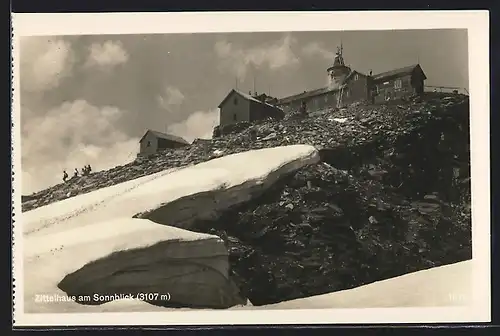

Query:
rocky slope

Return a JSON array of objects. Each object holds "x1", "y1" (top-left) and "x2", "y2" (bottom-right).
[
  {"x1": 192, "y1": 160, "x2": 471, "y2": 305},
  {"x1": 22, "y1": 92, "x2": 469, "y2": 212},
  {"x1": 22, "y1": 92, "x2": 472, "y2": 307}
]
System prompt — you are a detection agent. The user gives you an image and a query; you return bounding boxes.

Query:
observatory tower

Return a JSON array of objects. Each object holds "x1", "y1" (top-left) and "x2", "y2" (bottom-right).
[{"x1": 327, "y1": 43, "x2": 351, "y2": 89}]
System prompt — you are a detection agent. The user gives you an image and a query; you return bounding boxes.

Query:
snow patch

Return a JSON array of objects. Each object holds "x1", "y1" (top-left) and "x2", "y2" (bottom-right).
[
  {"x1": 262, "y1": 260, "x2": 473, "y2": 309},
  {"x1": 23, "y1": 145, "x2": 318, "y2": 313},
  {"x1": 25, "y1": 217, "x2": 219, "y2": 259}
]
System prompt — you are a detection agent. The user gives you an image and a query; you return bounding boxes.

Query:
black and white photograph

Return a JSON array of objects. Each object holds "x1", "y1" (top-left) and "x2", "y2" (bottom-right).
[{"x1": 11, "y1": 11, "x2": 490, "y2": 326}]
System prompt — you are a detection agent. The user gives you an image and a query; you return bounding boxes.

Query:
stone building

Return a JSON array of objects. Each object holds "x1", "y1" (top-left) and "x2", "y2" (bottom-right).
[
  {"x1": 370, "y1": 64, "x2": 427, "y2": 104},
  {"x1": 276, "y1": 44, "x2": 427, "y2": 113},
  {"x1": 217, "y1": 89, "x2": 284, "y2": 127},
  {"x1": 216, "y1": 44, "x2": 428, "y2": 129},
  {"x1": 138, "y1": 129, "x2": 190, "y2": 158}
]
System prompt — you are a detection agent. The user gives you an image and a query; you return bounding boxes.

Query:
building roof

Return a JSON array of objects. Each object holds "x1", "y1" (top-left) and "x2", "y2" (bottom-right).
[
  {"x1": 139, "y1": 129, "x2": 190, "y2": 145},
  {"x1": 218, "y1": 89, "x2": 282, "y2": 109},
  {"x1": 372, "y1": 64, "x2": 426, "y2": 81},
  {"x1": 276, "y1": 69, "x2": 369, "y2": 105},
  {"x1": 277, "y1": 87, "x2": 333, "y2": 105},
  {"x1": 345, "y1": 70, "x2": 366, "y2": 81}
]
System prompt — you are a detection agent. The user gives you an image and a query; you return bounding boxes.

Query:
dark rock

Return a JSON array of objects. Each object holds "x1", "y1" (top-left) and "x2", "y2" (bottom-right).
[{"x1": 190, "y1": 158, "x2": 471, "y2": 305}]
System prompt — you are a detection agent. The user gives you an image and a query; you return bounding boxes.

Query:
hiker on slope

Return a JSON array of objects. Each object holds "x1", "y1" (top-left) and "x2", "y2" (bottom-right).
[{"x1": 63, "y1": 170, "x2": 68, "y2": 182}]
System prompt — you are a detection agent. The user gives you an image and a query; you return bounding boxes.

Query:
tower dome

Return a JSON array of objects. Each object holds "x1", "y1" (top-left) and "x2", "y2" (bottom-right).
[{"x1": 327, "y1": 44, "x2": 351, "y2": 88}]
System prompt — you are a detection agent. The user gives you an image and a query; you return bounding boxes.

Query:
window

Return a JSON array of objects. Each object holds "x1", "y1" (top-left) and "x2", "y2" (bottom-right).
[
  {"x1": 234, "y1": 97, "x2": 238, "y2": 105},
  {"x1": 146, "y1": 141, "x2": 151, "y2": 147},
  {"x1": 394, "y1": 79, "x2": 402, "y2": 90},
  {"x1": 233, "y1": 113, "x2": 237, "y2": 121},
  {"x1": 374, "y1": 85, "x2": 379, "y2": 95},
  {"x1": 354, "y1": 74, "x2": 359, "y2": 81}
]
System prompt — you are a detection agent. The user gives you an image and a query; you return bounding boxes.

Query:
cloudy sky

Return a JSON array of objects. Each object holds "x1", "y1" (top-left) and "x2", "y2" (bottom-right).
[{"x1": 19, "y1": 29, "x2": 468, "y2": 194}]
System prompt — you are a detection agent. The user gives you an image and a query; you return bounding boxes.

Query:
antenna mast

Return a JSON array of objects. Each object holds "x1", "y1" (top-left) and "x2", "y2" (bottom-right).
[
  {"x1": 253, "y1": 71, "x2": 256, "y2": 94},
  {"x1": 336, "y1": 34, "x2": 345, "y2": 65}
]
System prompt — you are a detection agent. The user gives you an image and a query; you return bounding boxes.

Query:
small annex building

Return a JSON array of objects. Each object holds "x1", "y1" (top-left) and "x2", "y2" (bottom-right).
[
  {"x1": 370, "y1": 64, "x2": 427, "y2": 103},
  {"x1": 138, "y1": 129, "x2": 190, "y2": 157},
  {"x1": 217, "y1": 89, "x2": 284, "y2": 127}
]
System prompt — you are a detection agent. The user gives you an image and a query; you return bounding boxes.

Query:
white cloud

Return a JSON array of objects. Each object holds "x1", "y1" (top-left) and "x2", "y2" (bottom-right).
[
  {"x1": 214, "y1": 34, "x2": 299, "y2": 79},
  {"x1": 157, "y1": 86, "x2": 185, "y2": 112},
  {"x1": 86, "y1": 40, "x2": 129, "y2": 68},
  {"x1": 302, "y1": 42, "x2": 336, "y2": 60},
  {"x1": 21, "y1": 100, "x2": 138, "y2": 194},
  {"x1": 167, "y1": 109, "x2": 219, "y2": 143},
  {"x1": 20, "y1": 37, "x2": 75, "y2": 92}
]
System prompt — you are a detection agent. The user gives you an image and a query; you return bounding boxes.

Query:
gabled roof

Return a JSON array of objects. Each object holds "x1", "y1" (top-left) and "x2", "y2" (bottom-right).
[
  {"x1": 276, "y1": 69, "x2": 366, "y2": 105},
  {"x1": 139, "y1": 129, "x2": 190, "y2": 145},
  {"x1": 372, "y1": 64, "x2": 427, "y2": 81},
  {"x1": 344, "y1": 70, "x2": 367, "y2": 82},
  {"x1": 277, "y1": 87, "x2": 334, "y2": 105},
  {"x1": 218, "y1": 89, "x2": 280, "y2": 109}
]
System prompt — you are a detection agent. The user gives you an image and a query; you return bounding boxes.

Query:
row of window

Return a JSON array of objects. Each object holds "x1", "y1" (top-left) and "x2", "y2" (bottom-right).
[{"x1": 373, "y1": 79, "x2": 403, "y2": 94}]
